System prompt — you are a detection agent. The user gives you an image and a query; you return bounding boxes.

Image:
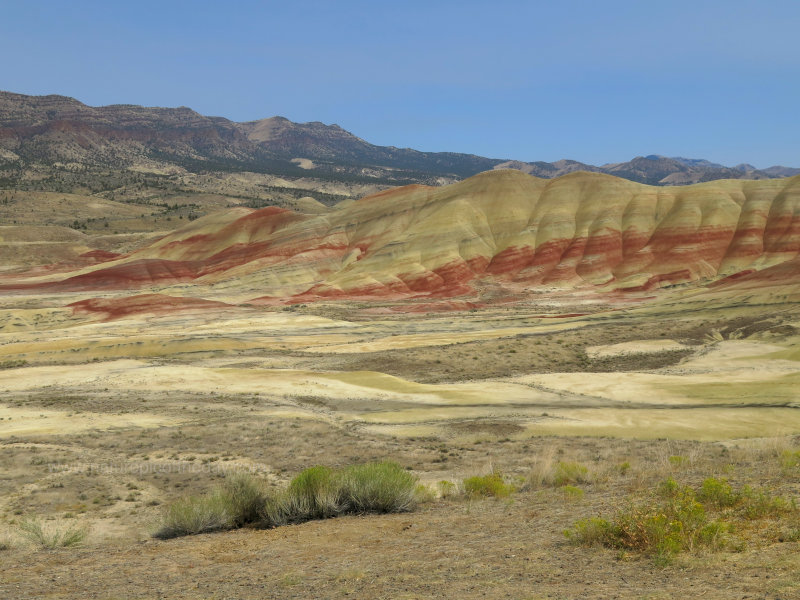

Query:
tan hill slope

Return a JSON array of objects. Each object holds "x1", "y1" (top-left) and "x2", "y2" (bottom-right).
[{"x1": 3, "y1": 170, "x2": 799, "y2": 302}]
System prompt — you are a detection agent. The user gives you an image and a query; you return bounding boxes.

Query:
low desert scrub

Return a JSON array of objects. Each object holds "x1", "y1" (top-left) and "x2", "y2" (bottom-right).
[
  {"x1": 566, "y1": 481, "x2": 727, "y2": 564},
  {"x1": 156, "y1": 462, "x2": 418, "y2": 538},
  {"x1": 463, "y1": 472, "x2": 515, "y2": 498},
  {"x1": 693, "y1": 477, "x2": 796, "y2": 518},
  {"x1": 695, "y1": 476, "x2": 739, "y2": 508},
  {"x1": 668, "y1": 455, "x2": 689, "y2": 468},
  {"x1": 17, "y1": 517, "x2": 88, "y2": 549},
  {"x1": 566, "y1": 476, "x2": 798, "y2": 564}
]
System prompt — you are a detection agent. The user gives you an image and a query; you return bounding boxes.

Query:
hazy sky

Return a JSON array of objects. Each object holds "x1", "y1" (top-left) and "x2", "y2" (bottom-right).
[{"x1": 2, "y1": 0, "x2": 798, "y2": 167}]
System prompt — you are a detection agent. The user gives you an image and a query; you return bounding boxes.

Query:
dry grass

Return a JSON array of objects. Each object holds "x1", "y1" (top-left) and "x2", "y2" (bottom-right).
[
  {"x1": 17, "y1": 517, "x2": 88, "y2": 549},
  {"x1": 153, "y1": 491, "x2": 235, "y2": 539},
  {"x1": 528, "y1": 445, "x2": 557, "y2": 488},
  {"x1": 528, "y1": 451, "x2": 592, "y2": 489}
]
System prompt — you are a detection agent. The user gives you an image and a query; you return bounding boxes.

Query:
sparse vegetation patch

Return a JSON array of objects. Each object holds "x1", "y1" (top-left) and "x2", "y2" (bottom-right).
[
  {"x1": 566, "y1": 476, "x2": 798, "y2": 564},
  {"x1": 155, "y1": 461, "x2": 418, "y2": 539}
]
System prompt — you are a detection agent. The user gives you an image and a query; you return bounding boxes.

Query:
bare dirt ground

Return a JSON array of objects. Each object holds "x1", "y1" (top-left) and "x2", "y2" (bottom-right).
[{"x1": 1, "y1": 289, "x2": 799, "y2": 598}]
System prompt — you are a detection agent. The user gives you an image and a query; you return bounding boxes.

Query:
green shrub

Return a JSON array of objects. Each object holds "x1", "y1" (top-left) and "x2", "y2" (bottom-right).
[
  {"x1": 552, "y1": 462, "x2": 590, "y2": 486},
  {"x1": 463, "y1": 473, "x2": 515, "y2": 498},
  {"x1": 658, "y1": 476, "x2": 680, "y2": 498},
  {"x1": 565, "y1": 517, "x2": 613, "y2": 546},
  {"x1": 285, "y1": 465, "x2": 344, "y2": 520},
  {"x1": 566, "y1": 480, "x2": 726, "y2": 564},
  {"x1": 153, "y1": 491, "x2": 234, "y2": 539},
  {"x1": 18, "y1": 517, "x2": 88, "y2": 549},
  {"x1": 739, "y1": 486, "x2": 796, "y2": 519},
  {"x1": 697, "y1": 477, "x2": 739, "y2": 508},
  {"x1": 692, "y1": 478, "x2": 795, "y2": 518},
  {"x1": 567, "y1": 476, "x2": 799, "y2": 564},
  {"x1": 341, "y1": 462, "x2": 417, "y2": 513}
]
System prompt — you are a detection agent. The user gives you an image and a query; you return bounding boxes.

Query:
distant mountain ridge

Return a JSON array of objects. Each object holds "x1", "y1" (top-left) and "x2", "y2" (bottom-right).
[{"x1": 0, "y1": 90, "x2": 797, "y2": 192}]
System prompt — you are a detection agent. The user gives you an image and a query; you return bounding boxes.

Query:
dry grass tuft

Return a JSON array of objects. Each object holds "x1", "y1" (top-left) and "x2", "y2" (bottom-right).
[{"x1": 18, "y1": 517, "x2": 88, "y2": 549}]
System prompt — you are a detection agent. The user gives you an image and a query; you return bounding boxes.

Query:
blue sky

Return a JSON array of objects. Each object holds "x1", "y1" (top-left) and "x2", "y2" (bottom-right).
[{"x1": 1, "y1": 0, "x2": 798, "y2": 167}]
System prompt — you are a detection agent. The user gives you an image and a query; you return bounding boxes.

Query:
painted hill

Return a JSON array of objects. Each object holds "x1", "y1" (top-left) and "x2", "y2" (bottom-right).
[{"x1": 5, "y1": 170, "x2": 798, "y2": 303}]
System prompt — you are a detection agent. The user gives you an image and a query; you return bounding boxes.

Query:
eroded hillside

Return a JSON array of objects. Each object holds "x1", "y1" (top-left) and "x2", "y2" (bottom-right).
[{"x1": 3, "y1": 170, "x2": 798, "y2": 306}]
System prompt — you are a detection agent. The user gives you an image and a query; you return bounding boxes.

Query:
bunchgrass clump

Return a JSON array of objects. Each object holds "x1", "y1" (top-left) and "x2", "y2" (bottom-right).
[
  {"x1": 153, "y1": 491, "x2": 234, "y2": 539},
  {"x1": 463, "y1": 472, "x2": 515, "y2": 498},
  {"x1": 18, "y1": 517, "x2": 88, "y2": 549},
  {"x1": 155, "y1": 462, "x2": 418, "y2": 539},
  {"x1": 222, "y1": 472, "x2": 268, "y2": 526},
  {"x1": 341, "y1": 461, "x2": 418, "y2": 513},
  {"x1": 284, "y1": 465, "x2": 343, "y2": 521}
]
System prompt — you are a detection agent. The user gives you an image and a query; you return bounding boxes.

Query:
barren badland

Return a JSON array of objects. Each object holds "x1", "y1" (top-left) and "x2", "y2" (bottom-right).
[{"x1": 1, "y1": 93, "x2": 800, "y2": 599}]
